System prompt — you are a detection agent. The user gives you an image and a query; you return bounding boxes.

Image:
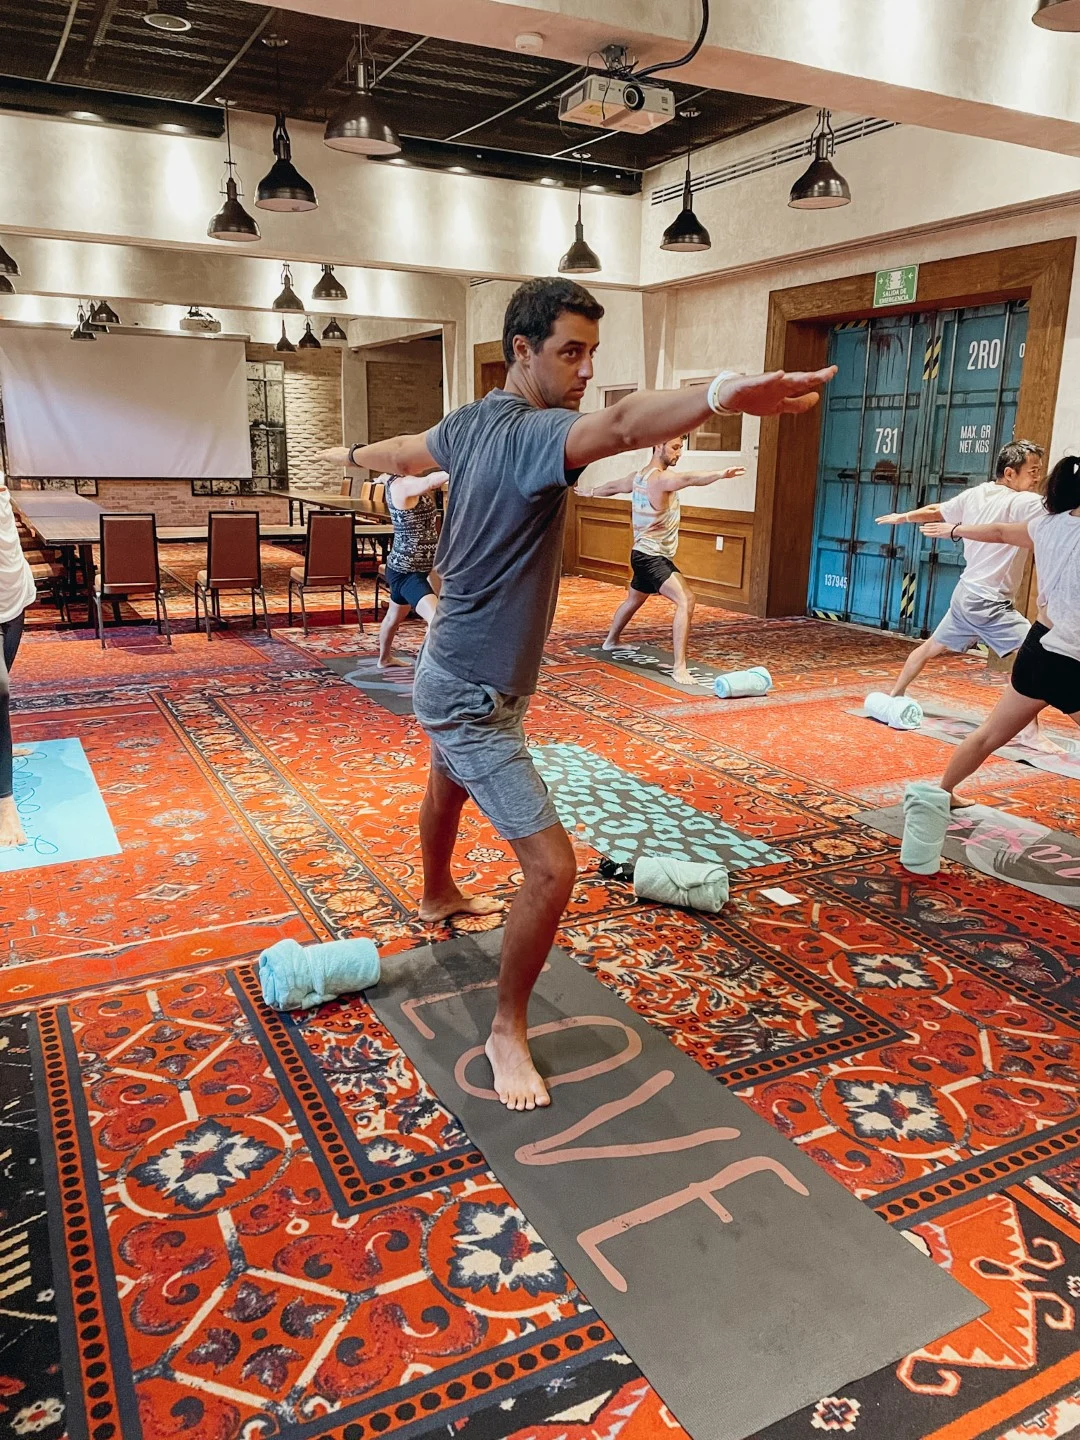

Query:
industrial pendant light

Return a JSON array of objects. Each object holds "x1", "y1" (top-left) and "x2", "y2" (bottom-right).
[
  {"x1": 312, "y1": 263, "x2": 347, "y2": 301},
  {"x1": 661, "y1": 108, "x2": 711, "y2": 253},
  {"x1": 255, "y1": 39, "x2": 317, "y2": 212},
  {"x1": 208, "y1": 100, "x2": 261, "y2": 242},
  {"x1": 85, "y1": 300, "x2": 110, "y2": 333},
  {"x1": 71, "y1": 304, "x2": 96, "y2": 341},
  {"x1": 0, "y1": 275, "x2": 14, "y2": 295},
  {"x1": 297, "y1": 319, "x2": 322, "y2": 349},
  {"x1": 558, "y1": 153, "x2": 601, "y2": 275},
  {"x1": 275, "y1": 319, "x2": 296, "y2": 352},
  {"x1": 324, "y1": 26, "x2": 401, "y2": 155},
  {"x1": 321, "y1": 317, "x2": 348, "y2": 342},
  {"x1": 90, "y1": 299, "x2": 121, "y2": 326},
  {"x1": 1033, "y1": 0, "x2": 1080, "y2": 27},
  {"x1": 789, "y1": 110, "x2": 850, "y2": 209},
  {"x1": 0, "y1": 243, "x2": 19, "y2": 277},
  {"x1": 272, "y1": 263, "x2": 304, "y2": 311}
]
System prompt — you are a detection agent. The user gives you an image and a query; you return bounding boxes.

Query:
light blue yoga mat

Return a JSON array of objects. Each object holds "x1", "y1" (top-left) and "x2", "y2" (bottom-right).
[{"x1": 1, "y1": 739, "x2": 121, "y2": 873}]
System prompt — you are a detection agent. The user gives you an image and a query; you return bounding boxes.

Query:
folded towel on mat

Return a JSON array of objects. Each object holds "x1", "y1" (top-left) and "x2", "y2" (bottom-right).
[
  {"x1": 259, "y1": 937, "x2": 381, "y2": 1011},
  {"x1": 714, "y1": 666, "x2": 773, "y2": 699},
  {"x1": 900, "y1": 781, "x2": 951, "y2": 875},
  {"x1": 865, "y1": 691, "x2": 924, "y2": 730},
  {"x1": 633, "y1": 856, "x2": 729, "y2": 913}
]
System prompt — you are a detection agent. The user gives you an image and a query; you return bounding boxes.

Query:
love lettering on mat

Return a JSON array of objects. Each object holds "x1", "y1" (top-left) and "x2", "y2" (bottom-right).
[
  {"x1": 321, "y1": 655, "x2": 415, "y2": 715},
  {"x1": 369, "y1": 931, "x2": 982, "y2": 1440},
  {"x1": 857, "y1": 803, "x2": 1080, "y2": 908},
  {"x1": 575, "y1": 642, "x2": 721, "y2": 695}
]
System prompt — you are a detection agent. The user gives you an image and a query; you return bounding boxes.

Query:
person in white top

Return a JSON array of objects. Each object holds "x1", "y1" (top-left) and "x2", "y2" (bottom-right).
[
  {"x1": 919, "y1": 452, "x2": 1080, "y2": 801},
  {"x1": 875, "y1": 440, "x2": 1045, "y2": 699},
  {"x1": 591, "y1": 436, "x2": 744, "y2": 683},
  {"x1": 0, "y1": 482, "x2": 37, "y2": 849}
]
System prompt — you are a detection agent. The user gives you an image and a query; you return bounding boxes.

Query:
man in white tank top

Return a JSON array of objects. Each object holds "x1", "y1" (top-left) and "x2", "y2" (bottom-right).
[{"x1": 591, "y1": 436, "x2": 744, "y2": 683}]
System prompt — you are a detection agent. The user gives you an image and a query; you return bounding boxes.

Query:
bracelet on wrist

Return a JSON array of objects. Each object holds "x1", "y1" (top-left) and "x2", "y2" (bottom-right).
[
  {"x1": 347, "y1": 443, "x2": 362, "y2": 466},
  {"x1": 950, "y1": 523, "x2": 960, "y2": 540},
  {"x1": 706, "y1": 370, "x2": 741, "y2": 416}
]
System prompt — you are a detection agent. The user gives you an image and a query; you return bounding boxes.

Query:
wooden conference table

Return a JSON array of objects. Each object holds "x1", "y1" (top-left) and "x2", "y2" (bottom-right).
[
  {"x1": 11, "y1": 491, "x2": 394, "y2": 626},
  {"x1": 269, "y1": 487, "x2": 391, "y2": 527}
]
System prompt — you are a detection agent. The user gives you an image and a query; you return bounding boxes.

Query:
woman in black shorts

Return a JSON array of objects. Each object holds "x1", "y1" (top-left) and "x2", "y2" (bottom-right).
[{"x1": 921, "y1": 453, "x2": 1080, "y2": 802}]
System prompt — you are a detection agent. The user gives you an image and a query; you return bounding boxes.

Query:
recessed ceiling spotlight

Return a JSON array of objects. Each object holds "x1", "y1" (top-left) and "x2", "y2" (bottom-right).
[
  {"x1": 449, "y1": 165, "x2": 469, "y2": 174},
  {"x1": 515, "y1": 31, "x2": 545, "y2": 53},
  {"x1": 70, "y1": 110, "x2": 103, "y2": 122},
  {"x1": 586, "y1": 183, "x2": 605, "y2": 192},
  {"x1": 539, "y1": 176, "x2": 557, "y2": 186},
  {"x1": 144, "y1": 0, "x2": 191, "y2": 30},
  {"x1": 389, "y1": 157, "x2": 407, "y2": 165}
]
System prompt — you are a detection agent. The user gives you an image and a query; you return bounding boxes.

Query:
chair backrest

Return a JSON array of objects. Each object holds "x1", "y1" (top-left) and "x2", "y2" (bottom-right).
[
  {"x1": 359, "y1": 480, "x2": 375, "y2": 508},
  {"x1": 304, "y1": 510, "x2": 355, "y2": 584},
  {"x1": 207, "y1": 510, "x2": 261, "y2": 587},
  {"x1": 99, "y1": 513, "x2": 159, "y2": 591},
  {"x1": 370, "y1": 480, "x2": 390, "y2": 516},
  {"x1": 338, "y1": 474, "x2": 357, "y2": 497}
]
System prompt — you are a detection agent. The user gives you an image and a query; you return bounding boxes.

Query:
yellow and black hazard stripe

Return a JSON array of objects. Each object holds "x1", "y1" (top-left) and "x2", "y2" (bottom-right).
[
  {"x1": 835, "y1": 319, "x2": 868, "y2": 332},
  {"x1": 811, "y1": 608, "x2": 844, "y2": 622},
  {"x1": 899, "y1": 571, "x2": 917, "y2": 622},
  {"x1": 923, "y1": 335, "x2": 942, "y2": 382}
]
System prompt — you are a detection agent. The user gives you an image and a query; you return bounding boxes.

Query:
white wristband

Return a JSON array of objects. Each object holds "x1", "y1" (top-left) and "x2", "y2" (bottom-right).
[{"x1": 706, "y1": 371, "x2": 741, "y2": 415}]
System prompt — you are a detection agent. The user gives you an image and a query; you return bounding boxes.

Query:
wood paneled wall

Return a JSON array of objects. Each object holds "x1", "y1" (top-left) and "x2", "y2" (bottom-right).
[{"x1": 564, "y1": 494, "x2": 754, "y2": 610}]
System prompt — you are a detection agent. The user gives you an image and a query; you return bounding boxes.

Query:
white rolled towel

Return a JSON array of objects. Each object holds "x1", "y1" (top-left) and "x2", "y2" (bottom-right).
[{"x1": 864, "y1": 691, "x2": 923, "y2": 730}]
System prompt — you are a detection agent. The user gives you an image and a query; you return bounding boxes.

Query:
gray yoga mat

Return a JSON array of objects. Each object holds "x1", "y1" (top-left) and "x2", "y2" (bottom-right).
[
  {"x1": 323, "y1": 654, "x2": 414, "y2": 715},
  {"x1": 857, "y1": 802, "x2": 1080, "y2": 908},
  {"x1": 576, "y1": 642, "x2": 721, "y2": 695},
  {"x1": 916, "y1": 703, "x2": 1080, "y2": 780},
  {"x1": 369, "y1": 929, "x2": 983, "y2": 1440}
]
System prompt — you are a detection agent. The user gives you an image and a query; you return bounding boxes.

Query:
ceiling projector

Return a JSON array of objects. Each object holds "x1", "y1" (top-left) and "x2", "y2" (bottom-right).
[
  {"x1": 179, "y1": 306, "x2": 221, "y2": 333},
  {"x1": 558, "y1": 73, "x2": 675, "y2": 134}
]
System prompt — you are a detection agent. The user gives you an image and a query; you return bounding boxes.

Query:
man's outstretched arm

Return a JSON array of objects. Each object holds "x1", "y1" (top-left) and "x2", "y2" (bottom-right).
[
  {"x1": 318, "y1": 432, "x2": 436, "y2": 477},
  {"x1": 589, "y1": 470, "x2": 638, "y2": 497},
  {"x1": 564, "y1": 369, "x2": 836, "y2": 471},
  {"x1": 657, "y1": 466, "x2": 746, "y2": 494}
]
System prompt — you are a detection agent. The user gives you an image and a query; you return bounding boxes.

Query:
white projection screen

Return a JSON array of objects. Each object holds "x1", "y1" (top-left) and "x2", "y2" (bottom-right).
[{"x1": 0, "y1": 328, "x2": 251, "y2": 479}]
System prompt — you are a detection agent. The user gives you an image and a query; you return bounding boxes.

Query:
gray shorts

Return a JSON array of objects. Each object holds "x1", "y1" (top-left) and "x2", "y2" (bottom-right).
[
  {"x1": 412, "y1": 653, "x2": 560, "y2": 842},
  {"x1": 932, "y1": 585, "x2": 1031, "y2": 658}
]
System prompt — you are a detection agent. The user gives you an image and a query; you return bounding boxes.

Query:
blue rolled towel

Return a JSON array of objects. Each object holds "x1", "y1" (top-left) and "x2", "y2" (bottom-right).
[
  {"x1": 714, "y1": 666, "x2": 772, "y2": 699},
  {"x1": 633, "y1": 856, "x2": 729, "y2": 912},
  {"x1": 900, "y1": 782, "x2": 951, "y2": 875},
  {"x1": 259, "y1": 937, "x2": 381, "y2": 1011}
]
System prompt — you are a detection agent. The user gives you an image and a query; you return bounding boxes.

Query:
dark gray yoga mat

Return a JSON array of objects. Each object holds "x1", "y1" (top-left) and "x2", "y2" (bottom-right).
[
  {"x1": 323, "y1": 654, "x2": 414, "y2": 715},
  {"x1": 576, "y1": 642, "x2": 721, "y2": 695},
  {"x1": 369, "y1": 929, "x2": 983, "y2": 1440},
  {"x1": 857, "y1": 802, "x2": 1080, "y2": 907}
]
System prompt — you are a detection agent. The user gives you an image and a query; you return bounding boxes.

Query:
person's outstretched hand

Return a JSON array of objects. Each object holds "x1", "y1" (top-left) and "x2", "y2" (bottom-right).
[
  {"x1": 317, "y1": 446, "x2": 351, "y2": 465},
  {"x1": 716, "y1": 367, "x2": 837, "y2": 416},
  {"x1": 921, "y1": 522, "x2": 951, "y2": 538},
  {"x1": 876, "y1": 512, "x2": 908, "y2": 525}
]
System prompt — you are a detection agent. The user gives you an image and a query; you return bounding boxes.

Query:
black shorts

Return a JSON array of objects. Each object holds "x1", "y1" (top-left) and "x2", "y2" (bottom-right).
[
  {"x1": 1011, "y1": 622, "x2": 1080, "y2": 715},
  {"x1": 630, "y1": 551, "x2": 678, "y2": 595},
  {"x1": 385, "y1": 567, "x2": 433, "y2": 612}
]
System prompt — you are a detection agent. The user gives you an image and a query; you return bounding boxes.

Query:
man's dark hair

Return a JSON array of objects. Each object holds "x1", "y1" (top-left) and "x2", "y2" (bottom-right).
[
  {"x1": 1044, "y1": 455, "x2": 1080, "y2": 514},
  {"x1": 995, "y1": 438, "x2": 1044, "y2": 477},
  {"x1": 501, "y1": 277, "x2": 605, "y2": 366}
]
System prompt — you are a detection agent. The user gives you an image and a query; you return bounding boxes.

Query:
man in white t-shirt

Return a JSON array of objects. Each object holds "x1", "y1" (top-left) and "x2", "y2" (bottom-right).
[{"x1": 876, "y1": 440, "x2": 1045, "y2": 704}]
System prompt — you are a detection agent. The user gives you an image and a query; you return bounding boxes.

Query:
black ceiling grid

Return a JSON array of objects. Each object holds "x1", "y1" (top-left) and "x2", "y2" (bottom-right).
[{"x1": 0, "y1": 2, "x2": 803, "y2": 190}]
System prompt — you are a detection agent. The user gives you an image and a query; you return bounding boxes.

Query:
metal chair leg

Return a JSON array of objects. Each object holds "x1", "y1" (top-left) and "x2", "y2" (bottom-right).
[
  {"x1": 158, "y1": 590, "x2": 172, "y2": 645},
  {"x1": 94, "y1": 591, "x2": 105, "y2": 649},
  {"x1": 287, "y1": 579, "x2": 294, "y2": 627},
  {"x1": 349, "y1": 583, "x2": 363, "y2": 633},
  {"x1": 258, "y1": 587, "x2": 271, "y2": 637},
  {"x1": 339, "y1": 587, "x2": 345, "y2": 625},
  {"x1": 299, "y1": 586, "x2": 309, "y2": 637}
]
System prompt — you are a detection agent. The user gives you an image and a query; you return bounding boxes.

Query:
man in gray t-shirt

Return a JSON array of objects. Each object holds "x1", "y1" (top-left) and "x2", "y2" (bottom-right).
[{"x1": 323, "y1": 277, "x2": 833, "y2": 1114}]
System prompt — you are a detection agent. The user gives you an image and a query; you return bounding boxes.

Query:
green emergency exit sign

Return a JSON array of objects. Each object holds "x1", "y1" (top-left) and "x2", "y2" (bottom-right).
[{"x1": 874, "y1": 265, "x2": 919, "y2": 307}]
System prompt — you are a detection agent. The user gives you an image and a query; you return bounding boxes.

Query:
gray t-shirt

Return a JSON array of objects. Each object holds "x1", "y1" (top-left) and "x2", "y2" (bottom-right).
[{"x1": 425, "y1": 388, "x2": 581, "y2": 695}]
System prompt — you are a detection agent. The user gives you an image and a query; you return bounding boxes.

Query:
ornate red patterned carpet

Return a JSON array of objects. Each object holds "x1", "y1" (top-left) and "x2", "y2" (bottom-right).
[{"x1": 3, "y1": 578, "x2": 1079, "y2": 1440}]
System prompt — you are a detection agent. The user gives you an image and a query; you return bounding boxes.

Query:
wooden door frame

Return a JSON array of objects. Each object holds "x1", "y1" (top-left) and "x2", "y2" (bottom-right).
[
  {"x1": 473, "y1": 339, "x2": 506, "y2": 400},
  {"x1": 751, "y1": 237, "x2": 1076, "y2": 618}
]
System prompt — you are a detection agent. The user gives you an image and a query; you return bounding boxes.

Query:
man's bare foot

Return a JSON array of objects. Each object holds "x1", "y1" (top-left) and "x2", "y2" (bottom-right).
[
  {"x1": 12, "y1": 746, "x2": 32, "y2": 757},
  {"x1": 418, "y1": 889, "x2": 504, "y2": 923},
  {"x1": 0, "y1": 798, "x2": 26, "y2": 850},
  {"x1": 601, "y1": 638, "x2": 618, "y2": 651},
  {"x1": 485, "y1": 1029, "x2": 550, "y2": 1111},
  {"x1": 1016, "y1": 722, "x2": 1066, "y2": 754},
  {"x1": 378, "y1": 654, "x2": 410, "y2": 669},
  {"x1": 671, "y1": 666, "x2": 694, "y2": 685},
  {"x1": 948, "y1": 792, "x2": 971, "y2": 809}
]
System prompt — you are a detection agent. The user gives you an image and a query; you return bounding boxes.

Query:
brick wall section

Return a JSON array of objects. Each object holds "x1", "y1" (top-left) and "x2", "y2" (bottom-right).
[
  {"x1": 247, "y1": 343, "x2": 343, "y2": 493},
  {"x1": 93, "y1": 481, "x2": 288, "y2": 525},
  {"x1": 366, "y1": 360, "x2": 444, "y2": 444}
]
